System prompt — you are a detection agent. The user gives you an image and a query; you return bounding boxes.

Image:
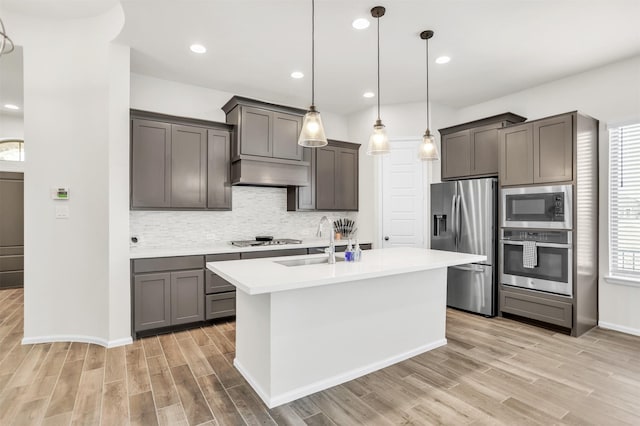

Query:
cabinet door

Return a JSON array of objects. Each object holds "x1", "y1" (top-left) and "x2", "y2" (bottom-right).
[
  {"x1": 272, "y1": 112, "x2": 303, "y2": 160},
  {"x1": 207, "y1": 129, "x2": 232, "y2": 209},
  {"x1": 499, "y1": 123, "x2": 534, "y2": 186},
  {"x1": 170, "y1": 270, "x2": 204, "y2": 325},
  {"x1": 470, "y1": 124, "x2": 500, "y2": 176},
  {"x1": 316, "y1": 146, "x2": 338, "y2": 210},
  {"x1": 240, "y1": 106, "x2": 272, "y2": 157},
  {"x1": 171, "y1": 125, "x2": 207, "y2": 208},
  {"x1": 337, "y1": 148, "x2": 359, "y2": 210},
  {"x1": 134, "y1": 273, "x2": 171, "y2": 331},
  {"x1": 131, "y1": 119, "x2": 172, "y2": 208},
  {"x1": 296, "y1": 147, "x2": 316, "y2": 210},
  {"x1": 441, "y1": 130, "x2": 471, "y2": 179},
  {"x1": 533, "y1": 114, "x2": 573, "y2": 184}
]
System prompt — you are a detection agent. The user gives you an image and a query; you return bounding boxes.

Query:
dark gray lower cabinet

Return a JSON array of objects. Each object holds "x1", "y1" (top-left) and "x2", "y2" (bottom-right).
[
  {"x1": 206, "y1": 293, "x2": 236, "y2": 320},
  {"x1": 500, "y1": 288, "x2": 572, "y2": 328},
  {"x1": 170, "y1": 270, "x2": 204, "y2": 325},
  {"x1": 134, "y1": 273, "x2": 171, "y2": 332}
]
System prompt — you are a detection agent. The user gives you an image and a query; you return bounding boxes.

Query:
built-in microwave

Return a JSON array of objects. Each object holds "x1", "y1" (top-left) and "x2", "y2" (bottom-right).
[{"x1": 501, "y1": 185, "x2": 572, "y2": 229}]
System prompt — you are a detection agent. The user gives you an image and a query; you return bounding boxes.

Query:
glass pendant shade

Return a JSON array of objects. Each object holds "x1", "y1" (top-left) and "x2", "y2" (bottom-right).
[
  {"x1": 298, "y1": 106, "x2": 328, "y2": 147},
  {"x1": 418, "y1": 129, "x2": 439, "y2": 160},
  {"x1": 367, "y1": 119, "x2": 390, "y2": 155}
]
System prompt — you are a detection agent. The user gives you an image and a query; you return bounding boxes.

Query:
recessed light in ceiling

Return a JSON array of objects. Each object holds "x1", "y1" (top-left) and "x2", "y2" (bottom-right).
[
  {"x1": 190, "y1": 44, "x2": 207, "y2": 54},
  {"x1": 435, "y1": 56, "x2": 451, "y2": 64},
  {"x1": 363, "y1": 92, "x2": 375, "y2": 98},
  {"x1": 352, "y1": 18, "x2": 370, "y2": 30},
  {"x1": 4, "y1": 104, "x2": 19, "y2": 110},
  {"x1": 291, "y1": 71, "x2": 304, "y2": 79}
]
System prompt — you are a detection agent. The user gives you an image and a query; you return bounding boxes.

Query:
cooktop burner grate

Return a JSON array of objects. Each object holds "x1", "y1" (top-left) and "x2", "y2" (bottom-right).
[{"x1": 230, "y1": 239, "x2": 303, "y2": 247}]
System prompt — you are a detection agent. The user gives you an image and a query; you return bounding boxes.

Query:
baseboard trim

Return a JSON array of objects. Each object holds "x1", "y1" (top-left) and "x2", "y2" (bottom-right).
[
  {"x1": 235, "y1": 338, "x2": 447, "y2": 408},
  {"x1": 22, "y1": 335, "x2": 133, "y2": 348},
  {"x1": 598, "y1": 321, "x2": 640, "y2": 337}
]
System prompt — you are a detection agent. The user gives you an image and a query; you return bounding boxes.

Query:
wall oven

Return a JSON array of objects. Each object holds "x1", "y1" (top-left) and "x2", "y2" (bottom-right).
[
  {"x1": 501, "y1": 185, "x2": 572, "y2": 229},
  {"x1": 500, "y1": 229, "x2": 572, "y2": 297}
]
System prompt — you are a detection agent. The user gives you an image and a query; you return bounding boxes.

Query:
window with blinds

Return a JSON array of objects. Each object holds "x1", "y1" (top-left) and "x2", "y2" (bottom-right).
[{"x1": 609, "y1": 122, "x2": 640, "y2": 278}]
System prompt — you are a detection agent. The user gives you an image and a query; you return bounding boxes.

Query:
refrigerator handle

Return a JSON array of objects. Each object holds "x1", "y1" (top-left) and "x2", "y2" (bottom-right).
[
  {"x1": 456, "y1": 194, "x2": 462, "y2": 247},
  {"x1": 450, "y1": 194, "x2": 457, "y2": 242}
]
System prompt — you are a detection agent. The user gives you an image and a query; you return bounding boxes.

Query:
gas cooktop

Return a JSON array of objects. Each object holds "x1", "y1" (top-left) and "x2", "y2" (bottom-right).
[{"x1": 230, "y1": 239, "x2": 303, "y2": 248}]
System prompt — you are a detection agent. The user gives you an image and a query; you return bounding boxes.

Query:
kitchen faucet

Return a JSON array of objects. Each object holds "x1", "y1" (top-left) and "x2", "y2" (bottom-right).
[{"x1": 316, "y1": 216, "x2": 335, "y2": 264}]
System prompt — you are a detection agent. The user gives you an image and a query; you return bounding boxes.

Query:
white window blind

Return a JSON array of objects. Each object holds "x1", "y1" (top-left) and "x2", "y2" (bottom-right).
[{"x1": 610, "y1": 122, "x2": 640, "y2": 278}]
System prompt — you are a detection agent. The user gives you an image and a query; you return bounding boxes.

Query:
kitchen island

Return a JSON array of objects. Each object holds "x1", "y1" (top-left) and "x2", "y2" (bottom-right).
[{"x1": 207, "y1": 247, "x2": 485, "y2": 408}]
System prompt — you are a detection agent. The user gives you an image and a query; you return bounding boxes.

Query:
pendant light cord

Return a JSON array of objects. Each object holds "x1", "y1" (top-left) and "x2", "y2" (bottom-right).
[
  {"x1": 311, "y1": 0, "x2": 315, "y2": 107},
  {"x1": 376, "y1": 14, "x2": 381, "y2": 121},
  {"x1": 425, "y1": 36, "x2": 430, "y2": 130}
]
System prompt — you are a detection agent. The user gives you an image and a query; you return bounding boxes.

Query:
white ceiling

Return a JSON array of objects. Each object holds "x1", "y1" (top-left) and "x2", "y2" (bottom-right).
[
  {"x1": 1, "y1": 1, "x2": 639, "y2": 116},
  {"x1": 118, "y1": 0, "x2": 640, "y2": 114}
]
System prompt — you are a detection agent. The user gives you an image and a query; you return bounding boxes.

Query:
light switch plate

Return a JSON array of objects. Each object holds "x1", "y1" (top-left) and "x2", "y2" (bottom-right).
[{"x1": 55, "y1": 205, "x2": 69, "y2": 219}]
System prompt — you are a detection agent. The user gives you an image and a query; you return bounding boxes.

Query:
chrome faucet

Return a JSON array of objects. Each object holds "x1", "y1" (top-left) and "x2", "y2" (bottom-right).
[{"x1": 317, "y1": 216, "x2": 335, "y2": 264}]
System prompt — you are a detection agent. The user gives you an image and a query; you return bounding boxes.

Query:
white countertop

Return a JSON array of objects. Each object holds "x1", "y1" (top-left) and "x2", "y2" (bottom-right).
[
  {"x1": 207, "y1": 247, "x2": 486, "y2": 295},
  {"x1": 129, "y1": 239, "x2": 370, "y2": 259}
]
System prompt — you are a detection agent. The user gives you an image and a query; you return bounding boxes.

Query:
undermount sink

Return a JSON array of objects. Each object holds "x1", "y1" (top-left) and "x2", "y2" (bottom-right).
[{"x1": 275, "y1": 256, "x2": 344, "y2": 267}]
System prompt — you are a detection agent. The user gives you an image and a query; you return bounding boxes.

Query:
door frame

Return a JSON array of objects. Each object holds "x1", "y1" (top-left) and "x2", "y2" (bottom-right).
[{"x1": 377, "y1": 138, "x2": 431, "y2": 249}]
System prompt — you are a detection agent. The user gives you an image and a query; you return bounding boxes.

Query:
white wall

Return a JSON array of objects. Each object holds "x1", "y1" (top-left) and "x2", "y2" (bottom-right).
[
  {"x1": 6, "y1": 5, "x2": 132, "y2": 346},
  {"x1": 451, "y1": 56, "x2": 640, "y2": 335},
  {"x1": 129, "y1": 74, "x2": 357, "y2": 247},
  {"x1": 347, "y1": 101, "x2": 457, "y2": 246}
]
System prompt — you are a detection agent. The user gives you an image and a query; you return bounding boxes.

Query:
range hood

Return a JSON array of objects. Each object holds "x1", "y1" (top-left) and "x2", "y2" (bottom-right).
[{"x1": 223, "y1": 96, "x2": 311, "y2": 188}]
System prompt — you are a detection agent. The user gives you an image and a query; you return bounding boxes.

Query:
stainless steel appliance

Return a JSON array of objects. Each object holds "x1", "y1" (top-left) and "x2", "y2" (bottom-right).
[
  {"x1": 431, "y1": 178, "x2": 497, "y2": 316},
  {"x1": 501, "y1": 185, "x2": 572, "y2": 229},
  {"x1": 500, "y1": 229, "x2": 572, "y2": 297},
  {"x1": 230, "y1": 238, "x2": 302, "y2": 248}
]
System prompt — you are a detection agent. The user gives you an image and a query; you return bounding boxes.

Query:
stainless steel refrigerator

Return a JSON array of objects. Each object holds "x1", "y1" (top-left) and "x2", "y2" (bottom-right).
[{"x1": 431, "y1": 178, "x2": 497, "y2": 316}]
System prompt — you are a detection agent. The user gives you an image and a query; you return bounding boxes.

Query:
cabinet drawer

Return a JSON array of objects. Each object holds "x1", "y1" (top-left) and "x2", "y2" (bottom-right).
[
  {"x1": 0, "y1": 247, "x2": 23, "y2": 256},
  {"x1": 206, "y1": 292, "x2": 236, "y2": 320},
  {"x1": 0, "y1": 271, "x2": 23, "y2": 288},
  {"x1": 0, "y1": 255, "x2": 23, "y2": 272},
  {"x1": 500, "y1": 289, "x2": 572, "y2": 328},
  {"x1": 205, "y1": 253, "x2": 241, "y2": 262},
  {"x1": 133, "y1": 256, "x2": 204, "y2": 273},
  {"x1": 206, "y1": 270, "x2": 235, "y2": 294},
  {"x1": 241, "y1": 248, "x2": 307, "y2": 259}
]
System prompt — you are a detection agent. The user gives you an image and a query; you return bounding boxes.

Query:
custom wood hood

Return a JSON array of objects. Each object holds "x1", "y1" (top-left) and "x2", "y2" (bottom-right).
[{"x1": 222, "y1": 96, "x2": 311, "y2": 187}]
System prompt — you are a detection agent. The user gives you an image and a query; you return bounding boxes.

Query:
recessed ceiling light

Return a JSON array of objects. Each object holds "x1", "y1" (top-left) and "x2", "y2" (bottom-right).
[
  {"x1": 4, "y1": 104, "x2": 19, "y2": 110},
  {"x1": 190, "y1": 44, "x2": 207, "y2": 54},
  {"x1": 363, "y1": 92, "x2": 375, "y2": 98},
  {"x1": 435, "y1": 56, "x2": 451, "y2": 64},
  {"x1": 290, "y1": 71, "x2": 304, "y2": 79},
  {"x1": 352, "y1": 18, "x2": 370, "y2": 30}
]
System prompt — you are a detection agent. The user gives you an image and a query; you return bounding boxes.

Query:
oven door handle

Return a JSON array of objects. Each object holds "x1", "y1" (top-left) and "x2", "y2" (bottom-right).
[
  {"x1": 500, "y1": 240, "x2": 572, "y2": 249},
  {"x1": 450, "y1": 265, "x2": 486, "y2": 273}
]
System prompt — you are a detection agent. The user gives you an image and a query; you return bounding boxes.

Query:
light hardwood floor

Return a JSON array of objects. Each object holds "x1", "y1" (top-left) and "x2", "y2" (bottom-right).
[{"x1": 1, "y1": 287, "x2": 639, "y2": 425}]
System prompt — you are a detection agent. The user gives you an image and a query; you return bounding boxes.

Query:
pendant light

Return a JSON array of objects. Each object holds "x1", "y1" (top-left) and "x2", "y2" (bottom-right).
[
  {"x1": 366, "y1": 6, "x2": 390, "y2": 155},
  {"x1": 298, "y1": 0, "x2": 328, "y2": 148},
  {"x1": 418, "y1": 30, "x2": 439, "y2": 161},
  {"x1": 0, "y1": 17, "x2": 15, "y2": 57}
]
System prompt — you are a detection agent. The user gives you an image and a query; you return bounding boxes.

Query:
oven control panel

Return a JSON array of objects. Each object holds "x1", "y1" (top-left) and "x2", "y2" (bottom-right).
[{"x1": 501, "y1": 229, "x2": 570, "y2": 244}]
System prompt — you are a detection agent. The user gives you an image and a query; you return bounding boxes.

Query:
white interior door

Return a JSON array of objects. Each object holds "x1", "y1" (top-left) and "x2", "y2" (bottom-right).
[{"x1": 381, "y1": 140, "x2": 425, "y2": 248}]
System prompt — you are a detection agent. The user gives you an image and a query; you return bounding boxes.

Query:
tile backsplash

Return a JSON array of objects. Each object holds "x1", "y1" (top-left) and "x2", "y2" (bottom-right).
[{"x1": 130, "y1": 186, "x2": 358, "y2": 248}]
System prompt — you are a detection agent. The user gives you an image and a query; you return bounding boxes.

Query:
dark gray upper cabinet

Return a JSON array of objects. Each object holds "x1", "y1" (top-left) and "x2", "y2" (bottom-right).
[
  {"x1": 272, "y1": 112, "x2": 303, "y2": 160},
  {"x1": 288, "y1": 140, "x2": 360, "y2": 211},
  {"x1": 499, "y1": 123, "x2": 534, "y2": 186},
  {"x1": 499, "y1": 112, "x2": 575, "y2": 187},
  {"x1": 130, "y1": 110, "x2": 233, "y2": 210},
  {"x1": 207, "y1": 129, "x2": 232, "y2": 209},
  {"x1": 533, "y1": 114, "x2": 573, "y2": 184},
  {"x1": 439, "y1": 113, "x2": 526, "y2": 181},
  {"x1": 240, "y1": 106, "x2": 272, "y2": 157},
  {"x1": 224, "y1": 97, "x2": 304, "y2": 162},
  {"x1": 442, "y1": 130, "x2": 471, "y2": 179},
  {"x1": 171, "y1": 125, "x2": 207, "y2": 208},
  {"x1": 131, "y1": 119, "x2": 172, "y2": 208}
]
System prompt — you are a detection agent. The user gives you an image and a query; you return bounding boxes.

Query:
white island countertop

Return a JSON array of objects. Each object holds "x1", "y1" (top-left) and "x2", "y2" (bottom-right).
[
  {"x1": 208, "y1": 247, "x2": 486, "y2": 295},
  {"x1": 130, "y1": 238, "x2": 370, "y2": 259}
]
